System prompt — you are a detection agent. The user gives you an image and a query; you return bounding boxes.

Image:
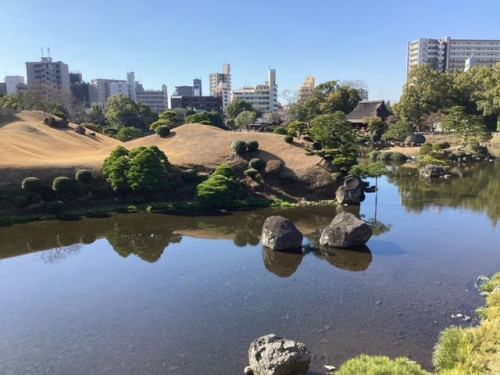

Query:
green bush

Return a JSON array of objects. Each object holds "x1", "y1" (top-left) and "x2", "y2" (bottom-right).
[
  {"x1": 336, "y1": 355, "x2": 431, "y2": 375},
  {"x1": 22, "y1": 177, "x2": 42, "y2": 192},
  {"x1": 246, "y1": 140, "x2": 259, "y2": 152},
  {"x1": 273, "y1": 127, "x2": 287, "y2": 135},
  {"x1": 182, "y1": 169, "x2": 198, "y2": 181},
  {"x1": 231, "y1": 140, "x2": 247, "y2": 155},
  {"x1": 82, "y1": 123, "x2": 103, "y2": 133},
  {"x1": 244, "y1": 168, "x2": 259, "y2": 179},
  {"x1": 366, "y1": 150, "x2": 380, "y2": 160},
  {"x1": 52, "y1": 176, "x2": 74, "y2": 192},
  {"x1": 196, "y1": 174, "x2": 242, "y2": 209},
  {"x1": 389, "y1": 152, "x2": 407, "y2": 161},
  {"x1": 377, "y1": 152, "x2": 393, "y2": 161},
  {"x1": 75, "y1": 169, "x2": 93, "y2": 183},
  {"x1": 249, "y1": 158, "x2": 265, "y2": 170},
  {"x1": 419, "y1": 142, "x2": 434, "y2": 155},
  {"x1": 284, "y1": 135, "x2": 293, "y2": 143},
  {"x1": 156, "y1": 125, "x2": 170, "y2": 137},
  {"x1": 212, "y1": 164, "x2": 238, "y2": 179},
  {"x1": 433, "y1": 142, "x2": 450, "y2": 150},
  {"x1": 418, "y1": 155, "x2": 449, "y2": 166}
]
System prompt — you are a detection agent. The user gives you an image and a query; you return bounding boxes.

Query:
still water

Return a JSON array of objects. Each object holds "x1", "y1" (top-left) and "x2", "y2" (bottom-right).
[{"x1": 1, "y1": 162, "x2": 499, "y2": 374}]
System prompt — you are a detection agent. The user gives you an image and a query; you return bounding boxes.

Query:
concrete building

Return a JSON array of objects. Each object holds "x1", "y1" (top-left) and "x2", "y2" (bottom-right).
[
  {"x1": 193, "y1": 78, "x2": 202, "y2": 96},
  {"x1": 136, "y1": 84, "x2": 168, "y2": 113},
  {"x1": 26, "y1": 56, "x2": 70, "y2": 90},
  {"x1": 209, "y1": 64, "x2": 231, "y2": 96},
  {"x1": 0, "y1": 83, "x2": 6, "y2": 96},
  {"x1": 4, "y1": 76, "x2": 25, "y2": 95},
  {"x1": 408, "y1": 37, "x2": 500, "y2": 74},
  {"x1": 298, "y1": 76, "x2": 315, "y2": 102},
  {"x1": 231, "y1": 69, "x2": 278, "y2": 113},
  {"x1": 170, "y1": 95, "x2": 222, "y2": 113}
]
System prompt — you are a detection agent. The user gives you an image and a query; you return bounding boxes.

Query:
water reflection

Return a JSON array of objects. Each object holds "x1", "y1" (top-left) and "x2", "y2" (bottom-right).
[
  {"x1": 318, "y1": 245, "x2": 372, "y2": 272},
  {"x1": 262, "y1": 247, "x2": 304, "y2": 277}
]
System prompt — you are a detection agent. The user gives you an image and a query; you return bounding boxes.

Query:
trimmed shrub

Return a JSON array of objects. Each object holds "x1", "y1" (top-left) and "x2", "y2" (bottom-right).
[
  {"x1": 336, "y1": 354, "x2": 430, "y2": 375},
  {"x1": 366, "y1": 150, "x2": 380, "y2": 160},
  {"x1": 264, "y1": 160, "x2": 283, "y2": 174},
  {"x1": 419, "y1": 155, "x2": 449, "y2": 167},
  {"x1": 196, "y1": 174, "x2": 242, "y2": 209},
  {"x1": 246, "y1": 140, "x2": 259, "y2": 152},
  {"x1": 244, "y1": 168, "x2": 259, "y2": 179},
  {"x1": 52, "y1": 176, "x2": 74, "y2": 192},
  {"x1": 249, "y1": 158, "x2": 265, "y2": 170},
  {"x1": 273, "y1": 127, "x2": 287, "y2": 135},
  {"x1": 419, "y1": 142, "x2": 434, "y2": 155},
  {"x1": 156, "y1": 125, "x2": 170, "y2": 137},
  {"x1": 82, "y1": 123, "x2": 103, "y2": 133},
  {"x1": 212, "y1": 164, "x2": 238, "y2": 180},
  {"x1": 182, "y1": 169, "x2": 198, "y2": 181},
  {"x1": 231, "y1": 140, "x2": 247, "y2": 155},
  {"x1": 75, "y1": 169, "x2": 93, "y2": 183},
  {"x1": 22, "y1": 177, "x2": 42, "y2": 192},
  {"x1": 284, "y1": 135, "x2": 293, "y2": 143},
  {"x1": 433, "y1": 142, "x2": 450, "y2": 150},
  {"x1": 389, "y1": 152, "x2": 407, "y2": 161}
]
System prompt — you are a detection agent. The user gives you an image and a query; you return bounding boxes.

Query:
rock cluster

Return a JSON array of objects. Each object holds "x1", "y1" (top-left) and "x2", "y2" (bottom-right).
[
  {"x1": 335, "y1": 176, "x2": 367, "y2": 205},
  {"x1": 246, "y1": 334, "x2": 311, "y2": 375}
]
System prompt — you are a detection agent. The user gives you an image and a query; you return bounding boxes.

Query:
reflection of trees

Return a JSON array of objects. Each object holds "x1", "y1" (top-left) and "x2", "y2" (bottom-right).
[
  {"x1": 106, "y1": 222, "x2": 181, "y2": 263},
  {"x1": 262, "y1": 247, "x2": 304, "y2": 277},
  {"x1": 36, "y1": 244, "x2": 82, "y2": 264},
  {"x1": 388, "y1": 163, "x2": 500, "y2": 226}
]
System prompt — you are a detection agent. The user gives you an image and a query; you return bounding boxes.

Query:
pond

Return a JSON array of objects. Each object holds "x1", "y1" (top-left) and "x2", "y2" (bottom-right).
[{"x1": 1, "y1": 162, "x2": 499, "y2": 374}]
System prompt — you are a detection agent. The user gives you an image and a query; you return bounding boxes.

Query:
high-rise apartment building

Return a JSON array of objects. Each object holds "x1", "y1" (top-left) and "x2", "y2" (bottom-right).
[
  {"x1": 209, "y1": 64, "x2": 231, "y2": 96},
  {"x1": 26, "y1": 56, "x2": 70, "y2": 90},
  {"x1": 298, "y1": 76, "x2": 315, "y2": 102},
  {"x1": 231, "y1": 69, "x2": 278, "y2": 113},
  {"x1": 407, "y1": 37, "x2": 500, "y2": 74}
]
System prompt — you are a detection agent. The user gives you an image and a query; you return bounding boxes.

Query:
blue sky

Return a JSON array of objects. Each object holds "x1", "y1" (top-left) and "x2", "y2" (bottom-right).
[{"x1": 1, "y1": 0, "x2": 499, "y2": 103}]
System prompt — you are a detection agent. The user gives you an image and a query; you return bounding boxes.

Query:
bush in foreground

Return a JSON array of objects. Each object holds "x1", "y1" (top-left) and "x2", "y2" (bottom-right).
[
  {"x1": 231, "y1": 140, "x2": 247, "y2": 155},
  {"x1": 335, "y1": 354, "x2": 430, "y2": 375}
]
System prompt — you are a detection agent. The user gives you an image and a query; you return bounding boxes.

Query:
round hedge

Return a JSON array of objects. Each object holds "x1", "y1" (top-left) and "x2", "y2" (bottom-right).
[
  {"x1": 52, "y1": 176, "x2": 74, "y2": 192},
  {"x1": 284, "y1": 135, "x2": 293, "y2": 143},
  {"x1": 156, "y1": 125, "x2": 171, "y2": 137},
  {"x1": 22, "y1": 177, "x2": 42, "y2": 192},
  {"x1": 273, "y1": 127, "x2": 287, "y2": 135},
  {"x1": 249, "y1": 158, "x2": 265, "y2": 170},
  {"x1": 246, "y1": 140, "x2": 259, "y2": 152},
  {"x1": 231, "y1": 140, "x2": 247, "y2": 155},
  {"x1": 75, "y1": 169, "x2": 93, "y2": 183}
]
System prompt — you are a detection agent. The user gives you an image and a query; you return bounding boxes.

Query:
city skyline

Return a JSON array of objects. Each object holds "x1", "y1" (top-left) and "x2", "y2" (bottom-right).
[{"x1": 2, "y1": 0, "x2": 500, "y2": 103}]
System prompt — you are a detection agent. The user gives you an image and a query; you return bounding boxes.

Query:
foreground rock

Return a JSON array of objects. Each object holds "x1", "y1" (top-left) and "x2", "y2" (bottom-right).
[
  {"x1": 320, "y1": 212, "x2": 372, "y2": 248},
  {"x1": 247, "y1": 334, "x2": 311, "y2": 375},
  {"x1": 335, "y1": 176, "x2": 367, "y2": 205},
  {"x1": 261, "y1": 216, "x2": 303, "y2": 251},
  {"x1": 419, "y1": 164, "x2": 450, "y2": 179}
]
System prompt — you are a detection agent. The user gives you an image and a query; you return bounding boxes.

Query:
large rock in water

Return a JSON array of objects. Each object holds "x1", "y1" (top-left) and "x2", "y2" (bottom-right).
[
  {"x1": 335, "y1": 175, "x2": 366, "y2": 205},
  {"x1": 261, "y1": 216, "x2": 303, "y2": 251},
  {"x1": 247, "y1": 334, "x2": 311, "y2": 375},
  {"x1": 419, "y1": 164, "x2": 448, "y2": 179},
  {"x1": 319, "y1": 212, "x2": 372, "y2": 248}
]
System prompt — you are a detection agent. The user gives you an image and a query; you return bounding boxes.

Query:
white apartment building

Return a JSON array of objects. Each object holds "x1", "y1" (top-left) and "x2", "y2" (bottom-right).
[
  {"x1": 26, "y1": 57, "x2": 70, "y2": 90},
  {"x1": 231, "y1": 69, "x2": 278, "y2": 113},
  {"x1": 298, "y1": 76, "x2": 315, "y2": 102},
  {"x1": 209, "y1": 64, "x2": 231, "y2": 96},
  {"x1": 408, "y1": 37, "x2": 500, "y2": 74},
  {"x1": 136, "y1": 84, "x2": 168, "y2": 113},
  {"x1": 4, "y1": 76, "x2": 25, "y2": 94}
]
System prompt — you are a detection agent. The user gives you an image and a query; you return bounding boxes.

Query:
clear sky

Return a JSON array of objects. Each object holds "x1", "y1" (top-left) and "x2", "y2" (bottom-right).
[{"x1": 1, "y1": 0, "x2": 499, "y2": 104}]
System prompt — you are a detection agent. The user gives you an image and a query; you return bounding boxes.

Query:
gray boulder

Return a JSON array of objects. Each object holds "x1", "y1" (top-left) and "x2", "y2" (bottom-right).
[
  {"x1": 335, "y1": 175, "x2": 366, "y2": 205},
  {"x1": 248, "y1": 334, "x2": 311, "y2": 375},
  {"x1": 319, "y1": 212, "x2": 372, "y2": 248},
  {"x1": 261, "y1": 216, "x2": 303, "y2": 251},
  {"x1": 405, "y1": 133, "x2": 426, "y2": 146}
]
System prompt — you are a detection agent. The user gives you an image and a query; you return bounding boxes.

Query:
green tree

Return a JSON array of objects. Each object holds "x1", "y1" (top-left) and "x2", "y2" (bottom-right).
[
  {"x1": 441, "y1": 106, "x2": 491, "y2": 146},
  {"x1": 309, "y1": 111, "x2": 358, "y2": 153},
  {"x1": 381, "y1": 121, "x2": 414, "y2": 142},
  {"x1": 185, "y1": 111, "x2": 224, "y2": 127},
  {"x1": 105, "y1": 94, "x2": 157, "y2": 131},
  {"x1": 116, "y1": 126, "x2": 143, "y2": 142},
  {"x1": 234, "y1": 110, "x2": 256, "y2": 131},
  {"x1": 126, "y1": 147, "x2": 170, "y2": 191},
  {"x1": 287, "y1": 121, "x2": 307, "y2": 138},
  {"x1": 153, "y1": 110, "x2": 183, "y2": 129},
  {"x1": 196, "y1": 165, "x2": 242, "y2": 209},
  {"x1": 225, "y1": 99, "x2": 254, "y2": 120},
  {"x1": 88, "y1": 104, "x2": 107, "y2": 126}
]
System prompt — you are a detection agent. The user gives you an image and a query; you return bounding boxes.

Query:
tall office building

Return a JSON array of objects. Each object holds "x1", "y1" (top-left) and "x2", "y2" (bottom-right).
[
  {"x1": 209, "y1": 64, "x2": 231, "y2": 96},
  {"x1": 193, "y1": 78, "x2": 202, "y2": 96},
  {"x1": 231, "y1": 69, "x2": 278, "y2": 113},
  {"x1": 26, "y1": 56, "x2": 70, "y2": 90},
  {"x1": 407, "y1": 37, "x2": 500, "y2": 75}
]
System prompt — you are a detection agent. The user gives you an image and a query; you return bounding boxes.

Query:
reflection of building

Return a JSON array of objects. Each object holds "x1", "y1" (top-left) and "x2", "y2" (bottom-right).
[
  {"x1": 298, "y1": 76, "x2": 315, "y2": 102},
  {"x1": 26, "y1": 56, "x2": 70, "y2": 90},
  {"x1": 231, "y1": 69, "x2": 278, "y2": 113},
  {"x1": 407, "y1": 37, "x2": 500, "y2": 75}
]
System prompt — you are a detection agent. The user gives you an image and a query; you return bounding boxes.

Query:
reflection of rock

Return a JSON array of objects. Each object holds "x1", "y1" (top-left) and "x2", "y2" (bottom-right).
[
  {"x1": 320, "y1": 212, "x2": 373, "y2": 248},
  {"x1": 248, "y1": 334, "x2": 311, "y2": 375},
  {"x1": 262, "y1": 247, "x2": 303, "y2": 277},
  {"x1": 320, "y1": 245, "x2": 372, "y2": 271},
  {"x1": 261, "y1": 216, "x2": 303, "y2": 251},
  {"x1": 335, "y1": 176, "x2": 367, "y2": 205}
]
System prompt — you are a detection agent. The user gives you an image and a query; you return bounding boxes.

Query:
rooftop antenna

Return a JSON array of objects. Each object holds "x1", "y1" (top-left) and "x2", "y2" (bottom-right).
[
  {"x1": 41, "y1": 47, "x2": 44, "y2": 58},
  {"x1": 47, "y1": 47, "x2": 51, "y2": 58}
]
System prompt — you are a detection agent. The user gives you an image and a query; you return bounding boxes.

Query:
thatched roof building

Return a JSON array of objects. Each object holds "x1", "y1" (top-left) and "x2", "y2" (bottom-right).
[{"x1": 346, "y1": 100, "x2": 393, "y2": 126}]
